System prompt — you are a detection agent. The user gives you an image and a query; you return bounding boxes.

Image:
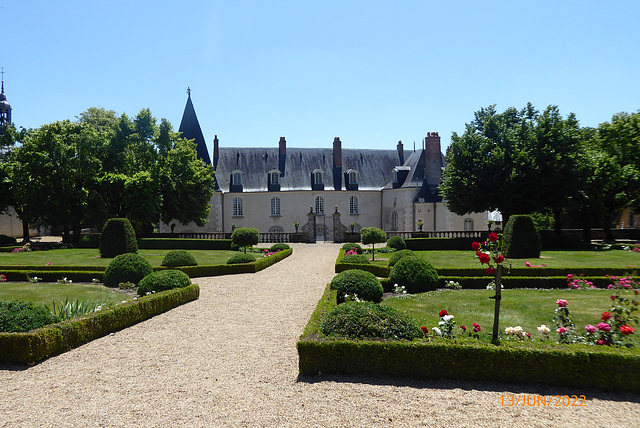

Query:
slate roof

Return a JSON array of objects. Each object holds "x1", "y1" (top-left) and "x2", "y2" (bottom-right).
[
  {"x1": 214, "y1": 147, "x2": 408, "y2": 192},
  {"x1": 178, "y1": 92, "x2": 211, "y2": 165}
]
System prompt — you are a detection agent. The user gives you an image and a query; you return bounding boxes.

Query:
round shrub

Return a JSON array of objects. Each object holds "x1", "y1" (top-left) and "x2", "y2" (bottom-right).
[
  {"x1": 386, "y1": 236, "x2": 406, "y2": 250},
  {"x1": 320, "y1": 301, "x2": 422, "y2": 340},
  {"x1": 270, "y1": 243, "x2": 290, "y2": 252},
  {"x1": 76, "y1": 234, "x2": 100, "y2": 249},
  {"x1": 0, "y1": 234, "x2": 17, "y2": 247},
  {"x1": 99, "y1": 218, "x2": 137, "y2": 258},
  {"x1": 0, "y1": 300, "x2": 57, "y2": 332},
  {"x1": 227, "y1": 253, "x2": 256, "y2": 264},
  {"x1": 231, "y1": 227, "x2": 260, "y2": 253},
  {"x1": 502, "y1": 214, "x2": 541, "y2": 258},
  {"x1": 387, "y1": 249, "x2": 414, "y2": 267},
  {"x1": 161, "y1": 250, "x2": 198, "y2": 267},
  {"x1": 330, "y1": 269, "x2": 383, "y2": 303},
  {"x1": 137, "y1": 270, "x2": 191, "y2": 296},
  {"x1": 340, "y1": 254, "x2": 370, "y2": 264},
  {"x1": 103, "y1": 253, "x2": 153, "y2": 288},
  {"x1": 389, "y1": 256, "x2": 439, "y2": 293},
  {"x1": 341, "y1": 243, "x2": 363, "y2": 254}
]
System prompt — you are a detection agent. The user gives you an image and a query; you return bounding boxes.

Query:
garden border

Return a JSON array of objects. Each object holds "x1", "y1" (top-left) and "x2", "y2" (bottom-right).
[
  {"x1": 297, "y1": 284, "x2": 640, "y2": 392},
  {"x1": 0, "y1": 284, "x2": 200, "y2": 365}
]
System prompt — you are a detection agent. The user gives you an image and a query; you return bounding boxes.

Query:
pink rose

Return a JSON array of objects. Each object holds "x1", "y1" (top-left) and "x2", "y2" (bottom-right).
[
  {"x1": 585, "y1": 324, "x2": 597, "y2": 334},
  {"x1": 597, "y1": 322, "x2": 611, "y2": 332},
  {"x1": 597, "y1": 339, "x2": 611, "y2": 346},
  {"x1": 556, "y1": 327, "x2": 567, "y2": 334},
  {"x1": 556, "y1": 299, "x2": 568, "y2": 307},
  {"x1": 525, "y1": 262, "x2": 532, "y2": 267}
]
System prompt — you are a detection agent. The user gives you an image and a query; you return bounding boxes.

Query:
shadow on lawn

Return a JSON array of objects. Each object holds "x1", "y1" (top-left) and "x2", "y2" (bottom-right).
[{"x1": 297, "y1": 373, "x2": 640, "y2": 403}]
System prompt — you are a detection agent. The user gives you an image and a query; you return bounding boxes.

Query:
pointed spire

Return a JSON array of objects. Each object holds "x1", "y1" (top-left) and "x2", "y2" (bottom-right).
[{"x1": 178, "y1": 89, "x2": 211, "y2": 165}]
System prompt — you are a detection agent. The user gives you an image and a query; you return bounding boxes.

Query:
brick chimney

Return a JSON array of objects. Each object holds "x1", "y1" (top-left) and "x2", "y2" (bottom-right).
[
  {"x1": 397, "y1": 140, "x2": 404, "y2": 165},
  {"x1": 333, "y1": 137, "x2": 343, "y2": 190},
  {"x1": 213, "y1": 135, "x2": 219, "y2": 170},
  {"x1": 278, "y1": 136, "x2": 286, "y2": 176},
  {"x1": 425, "y1": 132, "x2": 443, "y2": 191}
]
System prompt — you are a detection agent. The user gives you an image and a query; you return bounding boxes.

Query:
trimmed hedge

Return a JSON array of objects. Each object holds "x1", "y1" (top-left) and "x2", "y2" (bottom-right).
[
  {"x1": 405, "y1": 237, "x2": 479, "y2": 251},
  {"x1": 0, "y1": 270, "x2": 105, "y2": 283},
  {"x1": 103, "y1": 253, "x2": 153, "y2": 288},
  {"x1": 0, "y1": 284, "x2": 199, "y2": 365},
  {"x1": 339, "y1": 254, "x2": 370, "y2": 264},
  {"x1": 386, "y1": 236, "x2": 406, "y2": 250},
  {"x1": 0, "y1": 301, "x2": 58, "y2": 333},
  {"x1": 270, "y1": 243, "x2": 291, "y2": 252},
  {"x1": 341, "y1": 243, "x2": 364, "y2": 254},
  {"x1": 438, "y1": 276, "x2": 615, "y2": 289},
  {"x1": 503, "y1": 215, "x2": 541, "y2": 258},
  {"x1": 387, "y1": 249, "x2": 415, "y2": 267},
  {"x1": 137, "y1": 270, "x2": 191, "y2": 295},
  {"x1": 227, "y1": 253, "x2": 256, "y2": 264},
  {"x1": 297, "y1": 284, "x2": 640, "y2": 392},
  {"x1": 330, "y1": 270, "x2": 383, "y2": 303},
  {"x1": 137, "y1": 238, "x2": 232, "y2": 250},
  {"x1": 161, "y1": 250, "x2": 198, "y2": 267},
  {"x1": 389, "y1": 257, "x2": 439, "y2": 293},
  {"x1": 99, "y1": 218, "x2": 138, "y2": 258},
  {"x1": 0, "y1": 234, "x2": 18, "y2": 246}
]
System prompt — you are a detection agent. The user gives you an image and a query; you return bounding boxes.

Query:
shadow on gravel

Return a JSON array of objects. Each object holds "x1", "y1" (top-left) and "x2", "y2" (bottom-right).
[{"x1": 297, "y1": 373, "x2": 640, "y2": 403}]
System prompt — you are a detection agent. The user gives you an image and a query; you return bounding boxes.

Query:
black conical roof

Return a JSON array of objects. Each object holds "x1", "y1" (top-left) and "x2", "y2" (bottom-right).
[{"x1": 178, "y1": 91, "x2": 211, "y2": 165}]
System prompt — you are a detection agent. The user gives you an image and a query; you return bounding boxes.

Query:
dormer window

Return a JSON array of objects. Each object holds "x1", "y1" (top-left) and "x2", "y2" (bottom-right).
[
  {"x1": 268, "y1": 169, "x2": 281, "y2": 192},
  {"x1": 345, "y1": 169, "x2": 359, "y2": 191},
  {"x1": 312, "y1": 169, "x2": 324, "y2": 191},
  {"x1": 230, "y1": 170, "x2": 243, "y2": 192}
]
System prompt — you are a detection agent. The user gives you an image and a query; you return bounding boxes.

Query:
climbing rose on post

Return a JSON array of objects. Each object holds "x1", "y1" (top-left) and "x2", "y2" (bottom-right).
[{"x1": 473, "y1": 232, "x2": 506, "y2": 343}]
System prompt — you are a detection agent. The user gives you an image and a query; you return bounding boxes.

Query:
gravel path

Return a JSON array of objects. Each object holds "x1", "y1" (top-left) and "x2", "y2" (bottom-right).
[{"x1": 1, "y1": 243, "x2": 639, "y2": 427}]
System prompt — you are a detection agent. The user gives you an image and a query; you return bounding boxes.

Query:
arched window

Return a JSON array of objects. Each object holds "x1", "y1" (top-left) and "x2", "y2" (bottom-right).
[
  {"x1": 314, "y1": 170, "x2": 323, "y2": 184},
  {"x1": 269, "y1": 171, "x2": 279, "y2": 185},
  {"x1": 315, "y1": 196, "x2": 325, "y2": 215},
  {"x1": 233, "y1": 197, "x2": 243, "y2": 217},
  {"x1": 392, "y1": 211, "x2": 398, "y2": 231},
  {"x1": 231, "y1": 171, "x2": 242, "y2": 186},
  {"x1": 270, "y1": 197, "x2": 281, "y2": 216},
  {"x1": 464, "y1": 218, "x2": 474, "y2": 231},
  {"x1": 348, "y1": 170, "x2": 358, "y2": 185},
  {"x1": 349, "y1": 195, "x2": 359, "y2": 214}
]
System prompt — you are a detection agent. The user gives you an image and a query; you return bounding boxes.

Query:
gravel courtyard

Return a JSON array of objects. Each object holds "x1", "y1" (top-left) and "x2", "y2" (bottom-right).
[{"x1": 1, "y1": 243, "x2": 638, "y2": 427}]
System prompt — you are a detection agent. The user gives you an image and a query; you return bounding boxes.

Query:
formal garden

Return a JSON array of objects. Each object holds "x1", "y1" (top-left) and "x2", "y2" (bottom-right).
[
  {"x1": 298, "y1": 220, "x2": 640, "y2": 392},
  {"x1": 0, "y1": 222, "x2": 291, "y2": 364}
]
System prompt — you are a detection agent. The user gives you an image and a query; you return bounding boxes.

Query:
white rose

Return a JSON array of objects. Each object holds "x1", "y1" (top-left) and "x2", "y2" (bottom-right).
[{"x1": 432, "y1": 327, "x2": 442, "y2": 336}]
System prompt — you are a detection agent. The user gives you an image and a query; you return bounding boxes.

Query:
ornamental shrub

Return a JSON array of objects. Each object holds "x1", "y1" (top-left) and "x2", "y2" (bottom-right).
[
  {"x1": 502, "y1": 214, "x2": 541, "y2": 258},
  {"x1": 0, "y1": 300, "x2": 57, "y2": 332},
  {"x1": 339, "y1": 254, "x2": 370, "y2": 264},
  {"x1": 387, "y1": 249, "x2": 414, "y2": 267},
  {"x1": 99, "y1": 218, "x2": 137, "y2": 258},
  {"x1": 231, "y1": 227, "x2": 260, "y2": 253},
  {"x1": 0, "y1": 234, "x2": 17, "y2": 247},
  {"x1": 341, "y1": 243, "x2": 363, "y2": 254},
  {"x1": 103, "y1": 253, "x2": 153, "y2": 288},
  {"x1": 270, "y1": 243, "x2": 290, "y2": 252},
  {"x1": 227, "y1": 253, "x2": 256, "y2": 264},
  {"x1": 137, "y1": 270, "x2": 191, "y2": 296},
  {"x1": 330, "y1": 269, "x2": 383, "y2": 303},
  {"x1": 386, "y1": 236, "x2": 406, "y2": 250},
  {"x1": 320, "y1": 301, "x2": 422, "y2": 340},
  {"x1": 161, "y1": 250, "x2": 198, "y2": 267},
  {"x1": 361, "y1": 227, "x2": 387, "y2": 261},
  {"x1": 389, "y1": 256, "x2": 439, "y2": 293}
]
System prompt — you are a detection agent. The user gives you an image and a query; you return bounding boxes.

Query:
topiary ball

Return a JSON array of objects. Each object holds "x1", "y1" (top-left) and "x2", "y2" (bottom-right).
[
  {"x1": 231, "y1": 227, "x2": 260, "y2": 253},
  {"x1": 103, "y1": 253, "x2": 153, "y2": 288},
  {"x1": 330, "y1": 269, "x2": 383, "y2": 303},
  {"x1": 386, "y1": 236, "x2": 406, "y2": 250},
  {"x1": 339, "y1": 254, "x2": 370, "y2": 264},
  {"x1": 0, "y1": 300, "x2": 58, "y2": 332},
  {"x1": 502, "y1": 214, "x2": 541, "y2": 258},
  {"x1": 269, "y1": 243, "x2": 290, "y2": 252},
  {"x1": 99, "y1": 218, "x2": 138, "y2": 258},
  {"x1": 227, "y1": 253, "x2": 256, "y2": 264},
  {"x1": 387, "y1": 249, "x2": 415, "y2": 267},
  {"x1": 137, "y1": 270, "x2": 191, "y2": 296},
  {"x1": 161, "y1": 250, "x2": 198, "y2": 267},
  {"x1": 341, "y1": 243, "x2": 363, "y2": 254},
  {"x1": 320, "y1": 301, "x2": 422, "y2": 340},
  {"x1": 389, "y1": 256, "x2": 439, "y2": 293}
]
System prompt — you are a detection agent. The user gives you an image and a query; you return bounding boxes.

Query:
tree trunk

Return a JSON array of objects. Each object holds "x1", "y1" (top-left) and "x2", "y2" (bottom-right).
[
  {"x1": 21, "y1": 220, "x2": 30, "y2": 243},
  {"x1": 553, "y1": 208, "x2": 562, "y2": 236},
  {"x1": 603, "y1": 215, "x2": 615, "y2": 243},
  {"x1": 73, "y1": 221, "x2": 82, "y2": 244},
  {"x1": 491, "y1": 264, "x2": 503, "y2": 344}
]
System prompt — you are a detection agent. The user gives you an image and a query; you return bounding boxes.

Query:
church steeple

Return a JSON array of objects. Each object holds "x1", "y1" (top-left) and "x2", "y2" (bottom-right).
[
  {"x1": 178, "y1": 87, "x2": 211, "y2": 165},
  {"x1": 0, "y1": 68, "x2": 12, "y2": 126}
]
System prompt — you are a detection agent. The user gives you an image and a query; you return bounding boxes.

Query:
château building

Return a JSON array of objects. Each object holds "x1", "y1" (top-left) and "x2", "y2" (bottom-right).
[{"x1": 161, "y1": 92, "x2": 487, "y2": 240}]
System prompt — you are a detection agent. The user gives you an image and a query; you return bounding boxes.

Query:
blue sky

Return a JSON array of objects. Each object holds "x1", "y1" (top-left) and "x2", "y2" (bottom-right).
[{"x1": 2, "y1": 1, "x2": 639, "y2": 155}]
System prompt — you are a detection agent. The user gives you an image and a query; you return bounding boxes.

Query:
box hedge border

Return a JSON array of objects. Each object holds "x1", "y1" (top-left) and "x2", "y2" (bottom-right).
[
  {"x1": 297, "y1": 284, "x2": 640, "y2": 392},
  {"x1": 0, "y1": 283, "x2": 199, "y2": 365},
  {"x1": 0, "y1": 248, "x2": 292, "y2": 281},
  {"x1": 137, "y1": 238, "x2": 233, "y2": 250}
]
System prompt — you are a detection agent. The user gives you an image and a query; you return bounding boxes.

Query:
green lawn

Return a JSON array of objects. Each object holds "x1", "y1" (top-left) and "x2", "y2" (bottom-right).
[
  {"x1": 369, "y1": 249, "x2": 640, "y2": 269},
  {"x1": 0, "y1": 282, "x2": 132, "y2": 306},
  {"x1": 382, "y1": 288, "x2": 639, "y2": 345},
  {"x1": 0, "y1": 248, "x2": 244, "y2": 267}
]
